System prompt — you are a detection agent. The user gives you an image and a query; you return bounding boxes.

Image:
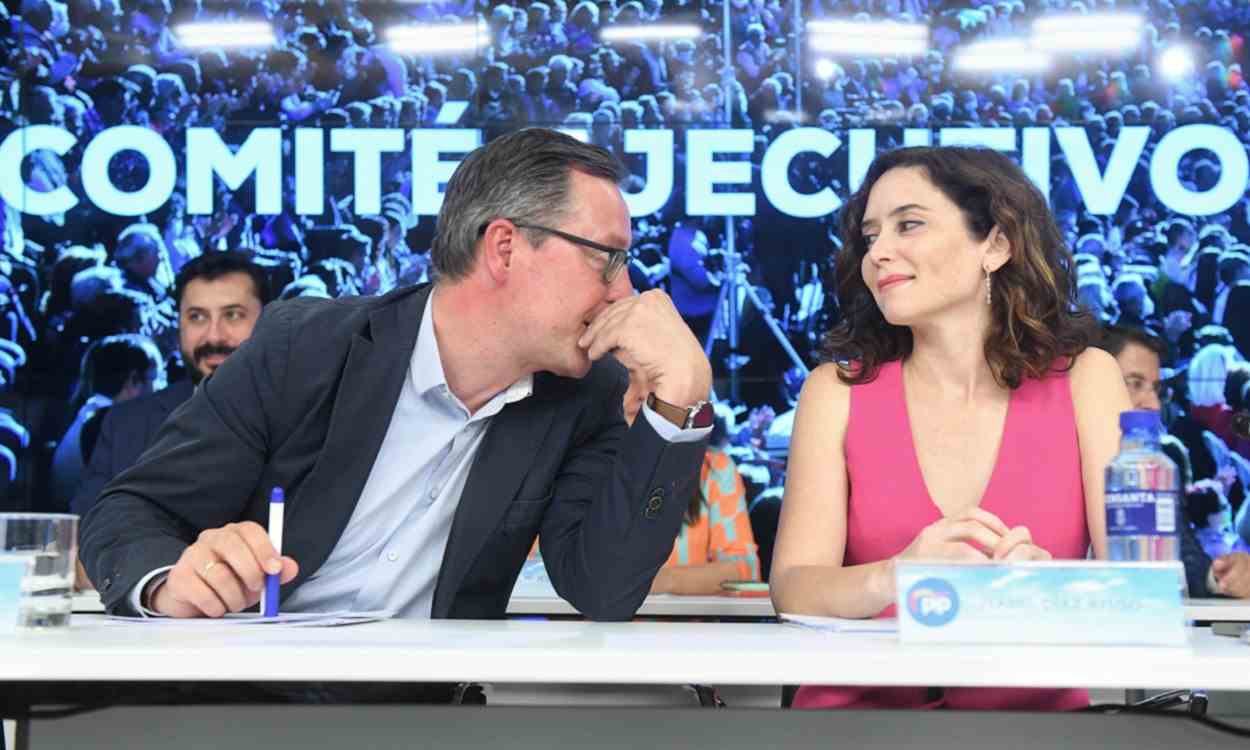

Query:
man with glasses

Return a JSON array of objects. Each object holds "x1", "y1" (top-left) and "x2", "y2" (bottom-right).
[
  {"x1": 81, "y1": 128, "x2": 715, "y2": 661},
  {"x1": 480, "y1": 221, "x2": 631, "y2": 284}
]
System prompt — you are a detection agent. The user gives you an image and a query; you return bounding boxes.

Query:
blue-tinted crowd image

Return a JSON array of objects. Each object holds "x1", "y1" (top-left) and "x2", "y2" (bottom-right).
[{"x1": 2, "y1": 0, "x2": 1250, "y2": 581}]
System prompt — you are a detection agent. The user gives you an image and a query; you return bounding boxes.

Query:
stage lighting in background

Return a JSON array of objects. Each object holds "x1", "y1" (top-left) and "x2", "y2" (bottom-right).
[
  {"x1": 601, "y1": 24, "x2": 700, "y2": 42},
  {"x1": 814, "y1": 59, "x2": 836, "y2": 80},
  {"x1": 807, "y1": 20, "x2": 927, "y2": 57},
  {"x1": 1159, "y1": 45, "x2": 1196, "y2": 82},
  {"x1": 1031, "y1": 12, "x2": 1144, "y2": 53},
  {"x1": 173, "y1": 21, "x2": 275, "y2": 48},
  {"x1": 385, "y1": 21, "x2": 490, "y2": 53},
  {"x1": 951, "y1": 39, "x2": 1051, "y2": 73}
]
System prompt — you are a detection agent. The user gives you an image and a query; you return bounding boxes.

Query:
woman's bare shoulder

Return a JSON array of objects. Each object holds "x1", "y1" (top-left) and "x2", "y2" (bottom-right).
[
  {"x1": 802, "y1": 362, "x2": 854, "y2": 398},
  {"x1": 1068, "y1": 347, "x2": 1124, "y2": 390}
]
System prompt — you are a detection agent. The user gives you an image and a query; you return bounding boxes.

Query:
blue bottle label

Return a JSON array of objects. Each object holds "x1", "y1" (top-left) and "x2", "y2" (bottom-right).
[{"x1": 1105, "y1": 490, "x2": 1177, "y2": 536}]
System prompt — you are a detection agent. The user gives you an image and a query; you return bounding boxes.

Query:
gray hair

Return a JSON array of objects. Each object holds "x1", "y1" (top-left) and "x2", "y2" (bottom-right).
[{"x1": 431, "y1": 128, "x2": 626, "y2": 281}]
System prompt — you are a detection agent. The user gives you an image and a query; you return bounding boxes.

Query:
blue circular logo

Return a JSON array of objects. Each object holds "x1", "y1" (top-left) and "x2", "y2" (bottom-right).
[{"x1": 906, "y1": 578, "x2": 959, "y2": 627}]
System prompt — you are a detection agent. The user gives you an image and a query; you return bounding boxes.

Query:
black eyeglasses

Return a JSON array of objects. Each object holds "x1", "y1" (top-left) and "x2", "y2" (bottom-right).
[{"x1": 480, "y1": 220, "x2": 629, "y2": 284}]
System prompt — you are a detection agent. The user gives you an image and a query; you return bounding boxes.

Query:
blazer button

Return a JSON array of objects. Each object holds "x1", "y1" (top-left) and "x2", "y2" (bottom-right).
[
  {"x1": 102, "y1": 577, "x2": 112, "y2": 591},
  {"x1": 644, "y1": 488, "x2": 664, "y2": 518}
]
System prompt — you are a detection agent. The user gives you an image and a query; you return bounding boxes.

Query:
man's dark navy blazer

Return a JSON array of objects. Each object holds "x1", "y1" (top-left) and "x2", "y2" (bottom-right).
[
  {"x1": 71, "y1": 378, "x2": 195, "y2": 519},
  {"x1": 80, "y1": 284, "x2": 706, "y2": 619}
]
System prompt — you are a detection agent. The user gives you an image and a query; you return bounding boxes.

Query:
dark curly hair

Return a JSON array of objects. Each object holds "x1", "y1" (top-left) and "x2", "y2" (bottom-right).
[{"x1": 821, "y1": 146, "x2": 1099, "y2": 388}]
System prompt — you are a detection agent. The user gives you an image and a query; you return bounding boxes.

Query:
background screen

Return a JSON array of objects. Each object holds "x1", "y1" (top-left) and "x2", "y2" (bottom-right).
[{"x1": 2, "y1": 0, "x2": 1249, "y2": 570}]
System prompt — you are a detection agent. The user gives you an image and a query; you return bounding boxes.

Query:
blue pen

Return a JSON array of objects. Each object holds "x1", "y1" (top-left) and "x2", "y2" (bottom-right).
[{"x1": 261, "y1": 487, "x2": 285, "y2": 617}]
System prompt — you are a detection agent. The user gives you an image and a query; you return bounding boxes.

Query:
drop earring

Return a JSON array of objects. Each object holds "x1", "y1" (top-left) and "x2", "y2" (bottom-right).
[{"x1": 984, "y1": 270, "x2": 992, "y2": 305}]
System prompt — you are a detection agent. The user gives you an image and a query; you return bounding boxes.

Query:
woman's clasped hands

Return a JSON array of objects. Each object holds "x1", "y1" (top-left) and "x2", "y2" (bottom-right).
[{"x1": 897, "y1": 508, "x2": 1053, "y2": 563}]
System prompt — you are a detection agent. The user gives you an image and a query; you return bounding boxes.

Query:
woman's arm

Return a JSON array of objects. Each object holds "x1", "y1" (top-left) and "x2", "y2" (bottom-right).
[
  {"x1": 769, "y1": 365, "x2": 897, "y2": 618},
  {"x1": 650, "y1": 560, "x2": 743, "y2": 595},
  {"x1": 1070, "y1": 348, "x2": 1135, "y2": 561}
]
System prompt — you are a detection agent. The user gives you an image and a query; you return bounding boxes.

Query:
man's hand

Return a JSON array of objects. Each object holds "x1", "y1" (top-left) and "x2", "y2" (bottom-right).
[
  {"x1": 1212, "y1": 553, "x2": 1250, "y2": 599},
  {"x1": 151, "y1": 522, "x2": 298, "y2": 618},
  {"x1": 579, "y1": 289, "x2": 712, "y2": 409}
]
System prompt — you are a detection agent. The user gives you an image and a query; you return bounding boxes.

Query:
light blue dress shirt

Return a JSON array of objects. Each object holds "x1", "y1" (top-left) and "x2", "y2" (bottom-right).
[
  {"x1": 135, "y1": 289, "x2": 706, "y2": 616},
  {"x1": 280, "y1": 289, "x2": 533, "y2": 617}
]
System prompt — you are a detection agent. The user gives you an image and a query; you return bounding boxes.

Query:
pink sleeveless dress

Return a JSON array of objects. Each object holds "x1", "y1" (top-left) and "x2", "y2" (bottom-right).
[{"x1": 794, "y1": 359, "x2": 1090, "y2": 711}]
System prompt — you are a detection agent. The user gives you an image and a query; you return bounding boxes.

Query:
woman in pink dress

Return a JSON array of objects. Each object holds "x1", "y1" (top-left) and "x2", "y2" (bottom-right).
[{"x1": 770, "y1": 146, "x2": 1133, "y2": 711}]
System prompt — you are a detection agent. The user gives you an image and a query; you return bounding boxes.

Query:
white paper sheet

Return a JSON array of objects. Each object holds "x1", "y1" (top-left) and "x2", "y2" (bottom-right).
[
  {"x1": 103, "y1": 610, "x2": 393, "y2": 628},
  {"x1": 779, "y1": 612, "x2": 898, "y2": 634}
]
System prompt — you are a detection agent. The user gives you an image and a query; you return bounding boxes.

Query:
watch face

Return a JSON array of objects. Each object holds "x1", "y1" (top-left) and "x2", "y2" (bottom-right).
[{"x1": 690, "y1": 401, "x2": 715, "y2": 429}]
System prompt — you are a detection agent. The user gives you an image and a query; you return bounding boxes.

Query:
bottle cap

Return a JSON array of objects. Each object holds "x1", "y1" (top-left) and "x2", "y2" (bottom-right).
[{"x1": 1119, "y1": 410, "x2": 1162, "y2": 434}]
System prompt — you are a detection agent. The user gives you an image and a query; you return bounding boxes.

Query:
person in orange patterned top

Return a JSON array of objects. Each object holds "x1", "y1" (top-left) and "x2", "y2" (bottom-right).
[
  {"x1": 623, "y1": 368, "x2": 761, "y2": 594},
  {"x1": 648, "y1": 440, "x2": 762, "y2": 594}
]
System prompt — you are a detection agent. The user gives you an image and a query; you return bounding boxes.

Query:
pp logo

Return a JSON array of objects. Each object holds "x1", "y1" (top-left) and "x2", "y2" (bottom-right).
[{"x1": 906, "y1": 578, "x2": 959, "y2": 627}]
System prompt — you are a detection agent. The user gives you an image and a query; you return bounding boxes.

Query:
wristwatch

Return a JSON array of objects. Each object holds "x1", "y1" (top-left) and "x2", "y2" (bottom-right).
[{"x1": 646, "y1": 393, "x2": 715, "y2": 429}]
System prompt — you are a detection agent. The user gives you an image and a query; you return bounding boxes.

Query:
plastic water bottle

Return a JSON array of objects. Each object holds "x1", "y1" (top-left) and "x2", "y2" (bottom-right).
[{"x1": 1104, "y1": 410, "x2": 1180, "y2": 563}]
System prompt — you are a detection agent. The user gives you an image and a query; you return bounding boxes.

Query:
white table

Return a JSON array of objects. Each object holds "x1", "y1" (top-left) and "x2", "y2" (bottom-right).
[
  {"x1": 508, "y1": 594, "x2": 1250, "y2": 622},
  {"x1": 6, "y1": 617, "x2": 1249, "y2": 690},
  {"x1": 70, "y1": 592, "x2": 104, "y2": 613},
  {"x1": 507, "y1": 593, "x2": 776, "y2": 618},
  {"x1": 71, "y1": 591, "x2": 778, "y2": 618},
  {"x1": 1184, "y1": 598, "x2": 1250, "y2": 623},
  {"x1": 5, "y1": 618, "x2": 1249, "y2": 749},
  {"x1": 73, "y1": 592, "x2": 1250, "y2": 622},
  {"x1": 73, "y1": 591, "x2": 778, "y2": 619}
]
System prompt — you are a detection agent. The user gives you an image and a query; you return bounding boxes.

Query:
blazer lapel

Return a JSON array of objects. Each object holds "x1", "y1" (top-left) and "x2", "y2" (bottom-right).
[
  {"x1": 285, "y1": 286, "x2": 431, "y2": 589},
  {"x1": 432, "y1": 376, "x2": 560, "y2": 617}
]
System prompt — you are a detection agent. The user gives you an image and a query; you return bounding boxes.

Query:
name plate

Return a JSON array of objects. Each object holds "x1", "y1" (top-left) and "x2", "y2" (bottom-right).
[{"x1": 895, "y1": 560, "x2": 1187, "y2": 646}]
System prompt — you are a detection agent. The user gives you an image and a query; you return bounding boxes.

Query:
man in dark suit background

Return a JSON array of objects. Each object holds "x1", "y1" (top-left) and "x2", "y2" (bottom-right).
[
  {"x1": 71, "y1": 251, "x2": 268, "y2": 521},
  {"x1": 1096, "y1": 324, "x2": 1250, "y2": 599},
  {"x1": 80, "y1": 129, "x2": 713, "y2": 630}
]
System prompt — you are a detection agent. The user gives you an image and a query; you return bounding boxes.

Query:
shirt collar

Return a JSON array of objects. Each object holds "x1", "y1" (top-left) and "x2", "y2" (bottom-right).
[{"x1": 410, "y1": 288, "x2": 533, "y2": 410}]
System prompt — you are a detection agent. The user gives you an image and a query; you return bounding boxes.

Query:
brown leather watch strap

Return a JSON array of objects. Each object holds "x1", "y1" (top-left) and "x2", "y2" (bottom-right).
[
  {"x1": 646, "y1": 392, "x2": 690, "y2": 428},
  {"x1": 646, "y1": 393, "x2": 714, "y2": 429}
]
